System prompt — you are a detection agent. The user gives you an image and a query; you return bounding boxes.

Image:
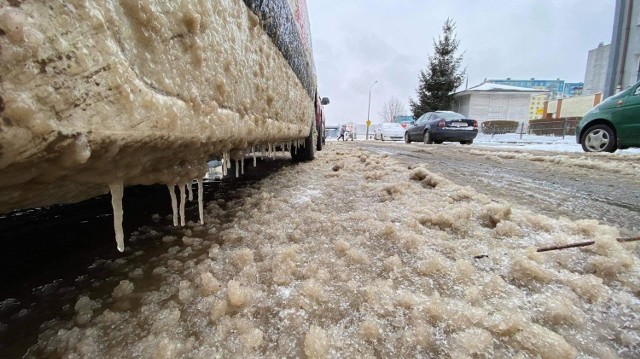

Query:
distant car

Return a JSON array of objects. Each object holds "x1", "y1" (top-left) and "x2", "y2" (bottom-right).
[
  {"x1": 374, "y1": 123, "x2": 406, "y2": 141},
  {"x1": 576, "y1": 79, "x2": 640, "y2": 153},
  {"x1": 404, "y1": 111, "x2": 478, "y2": 145}
]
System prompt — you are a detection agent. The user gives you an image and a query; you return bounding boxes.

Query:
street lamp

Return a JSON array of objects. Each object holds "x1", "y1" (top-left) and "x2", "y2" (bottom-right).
[{"x1": 366, "y1": 80, "x2": 378, "y2": 140}]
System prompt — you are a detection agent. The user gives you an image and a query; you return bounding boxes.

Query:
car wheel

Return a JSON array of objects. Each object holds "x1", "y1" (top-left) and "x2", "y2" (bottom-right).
[
  {"x1": 581, "y1": 124, "x2": 617, "y2": 153},
  {"x1": 381, "y1": 135, "x2": 385, "y2": 141},
  {"x1": 316, "y1": 126, "x2": 323, "y2": 151},
  {"x1": 291, "y1": 124, "x2": 316, "y2": 161},
  {"x1": 423, "y1": 131, "x2": 433, "y2": 144},
  {"x1": 460, "y1": 140, "x2": 473, "y2": 145},
  {"x1": 434, "y1": 140, "x2": 443, "y2": 144},
  {"x1": 404, "y1": 132, "x2": 411, "y2": 143}
]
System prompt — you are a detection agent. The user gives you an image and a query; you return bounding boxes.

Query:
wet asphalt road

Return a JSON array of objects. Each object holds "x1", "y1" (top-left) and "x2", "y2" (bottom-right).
[{"x1": 357, "y1": 140, "x2": 640, "y2": 236}]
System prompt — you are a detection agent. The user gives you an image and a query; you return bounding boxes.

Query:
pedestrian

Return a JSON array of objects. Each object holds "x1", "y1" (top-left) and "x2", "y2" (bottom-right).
[{"x1": 337, "y1": 125, "x2": 345, "y2": 141}]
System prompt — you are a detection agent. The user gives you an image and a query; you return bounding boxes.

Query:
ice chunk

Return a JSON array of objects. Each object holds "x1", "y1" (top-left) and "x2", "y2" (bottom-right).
[
  {"x1": 74, "y1": 296, "x2": 97, "y2": 325},
  {"x1": 304, "y1": 325, "x2": 329, "y2": 358},
  {"x1": 112, "y1": 280, "x2": 134, "y2": 299},
  {"x1": 198, "y1": 273, "x2": 221, "y2": 296},
  {"x1": 513, "y1": 323, "x2": 577, "y2": 359},
  {"x1": 359, "y1": 319, "x2": 381, "y2": 341},
  {"x1": 452, "y1": 328, "x2": 493, "y2": 356},
  {"x1": 209, "y1": 300, "x2": 228, "y2": 322},
  {"x1": 227, "y1": 280, "x2": 251, "y2": 308}
]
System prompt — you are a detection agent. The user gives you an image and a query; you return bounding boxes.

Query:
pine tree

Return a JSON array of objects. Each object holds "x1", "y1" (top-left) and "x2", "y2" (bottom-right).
[{"x1": 410, "y1": 19, "x2": 465, "y2": 118}]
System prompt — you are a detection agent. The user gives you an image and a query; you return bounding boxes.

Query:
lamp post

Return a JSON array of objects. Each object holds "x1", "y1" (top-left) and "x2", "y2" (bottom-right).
[{"x1": 366, "y1": 80, "x2": 378, "y2": 140}]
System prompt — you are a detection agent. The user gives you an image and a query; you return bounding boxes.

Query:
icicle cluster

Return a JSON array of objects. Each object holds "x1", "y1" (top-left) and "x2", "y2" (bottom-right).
[
  {"x1": 167, "y1": 179, "x2": 206, "y2": 229},
  {"x1": 107, "y1": 139, "x2": 308, "y2": 252}
]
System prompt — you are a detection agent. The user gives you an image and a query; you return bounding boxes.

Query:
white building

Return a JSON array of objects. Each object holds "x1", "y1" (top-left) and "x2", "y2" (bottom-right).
[
  {"x1": 583, "y1": 43, "x2": 610, "y2": 95},
  {"x1": 452, "y1": 83, "x2": 548, "y2": 125}
]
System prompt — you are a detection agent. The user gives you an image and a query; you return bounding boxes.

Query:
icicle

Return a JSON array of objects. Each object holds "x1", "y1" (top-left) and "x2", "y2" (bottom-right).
[
  {"x1": 253, "y1": 146, "x2": 257, "y2": 167},
  {"x1": 235, "y1": 159, "x2": 239, "y2": 178},
  {"x1": 168, "y1": 184, "x2": 178, "y2": 226},
  {"x1": 179, "y1": 183, "x2": 187, "y2": 226},
  {"x1": 261, "y1": 146, "x2": 265, "y2": 160},
  {"x1": 109, "y1": 183, "x2": 125, "y2": 252},
  {"x1": 187, "y1": 180, "x2": 193, "y2": 201},
  {"x1": 197, "y1": 178, "x2": 204, "y2": 225},
  {"x1": 222, "y1": 153, "x2": 230, "y2": 176},
  {"x1": 222, "y1": 153, "x2": 225, "y2": 176},
  {"x1": 241, "y1": 157, "x2": 245, "y2": 175}
]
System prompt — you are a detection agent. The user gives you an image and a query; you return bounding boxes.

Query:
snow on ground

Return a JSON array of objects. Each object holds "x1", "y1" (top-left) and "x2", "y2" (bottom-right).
[
  {"x1": 474, "y1": 133, "x2": 640, "y2": 154},
  {"x1": 27, "y1": 143, "x2": 639, "y2": 358}
]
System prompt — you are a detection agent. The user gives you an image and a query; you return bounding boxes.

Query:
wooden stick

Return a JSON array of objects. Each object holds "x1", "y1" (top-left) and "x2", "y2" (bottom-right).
[
  {"x1": 473, "y1": 236, "x2": 640, "y2": 260},
  {"x1": 536, "y1": 240, "x2": 595, "y2": 252}
]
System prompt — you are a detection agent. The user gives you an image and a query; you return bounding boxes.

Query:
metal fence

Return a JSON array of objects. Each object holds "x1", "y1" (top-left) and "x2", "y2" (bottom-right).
[
  {"x1": 480, "y1": 118, "x2": 581, "y2": 139},
  {"x1": 528, "y1": 117, "x2": 581, "y2": 138}
]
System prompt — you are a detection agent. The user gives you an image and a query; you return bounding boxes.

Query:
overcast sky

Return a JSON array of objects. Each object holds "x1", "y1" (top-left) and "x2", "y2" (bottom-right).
[{"x1": 307, "y1": 0, "x2": 615, "y2": 126}]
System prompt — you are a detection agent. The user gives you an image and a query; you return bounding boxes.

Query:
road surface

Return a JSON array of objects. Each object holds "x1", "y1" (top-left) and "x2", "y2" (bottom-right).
[
  {"x1": 358, "y1": 140, "x2": 640, "y2": 236},
  {"x1": 1, "y1": 141, "x2": 639, "y2": 358}
]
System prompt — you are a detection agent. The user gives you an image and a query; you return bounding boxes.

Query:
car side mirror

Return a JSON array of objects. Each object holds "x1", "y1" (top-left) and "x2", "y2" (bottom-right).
[{"x1": 321, "y1": 97, "x2": 330, "y2": 105}]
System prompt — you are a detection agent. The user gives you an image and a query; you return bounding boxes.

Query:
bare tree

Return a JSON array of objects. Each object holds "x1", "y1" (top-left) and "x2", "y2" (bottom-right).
[{"x1": 379, "y1": 96, "x2": 407, "y2": 123}]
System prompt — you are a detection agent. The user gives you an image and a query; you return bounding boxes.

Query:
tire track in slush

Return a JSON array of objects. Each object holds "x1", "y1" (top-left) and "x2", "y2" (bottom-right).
[{"x1": 362, "y1": 142, "x2": 640, "y2": 234}]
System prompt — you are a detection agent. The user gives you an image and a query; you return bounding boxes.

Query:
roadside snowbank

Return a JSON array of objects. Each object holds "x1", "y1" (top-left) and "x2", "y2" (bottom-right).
[
  {"x1": 474, "y1": 133, "x2": 640, "y2": 154},
  {"x1": 27, "y1": 143, "x2": 639, "y2": 358}
]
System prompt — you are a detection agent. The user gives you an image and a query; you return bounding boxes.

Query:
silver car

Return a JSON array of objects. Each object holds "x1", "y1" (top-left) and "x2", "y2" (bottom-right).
[{"x1": 374, "y1": 123, "x2": 406, "y2": 141}]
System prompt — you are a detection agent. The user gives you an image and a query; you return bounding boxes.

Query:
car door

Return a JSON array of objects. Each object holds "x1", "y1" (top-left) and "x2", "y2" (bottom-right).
[
  {"x1": 620, "y1": 82, "x2": 640, "y2": 146},
  {"x1": 407, "y1": 114, "x2": 423, "y2": 139},
  {"x1": 410, "y1": 113, "x2": 431, "y2": 140}
]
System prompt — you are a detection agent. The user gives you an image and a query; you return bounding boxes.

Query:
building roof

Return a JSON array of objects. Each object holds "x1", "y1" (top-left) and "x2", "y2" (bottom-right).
[{"x1": 453, "y1": 82, "x2": 549, "y2": 97}]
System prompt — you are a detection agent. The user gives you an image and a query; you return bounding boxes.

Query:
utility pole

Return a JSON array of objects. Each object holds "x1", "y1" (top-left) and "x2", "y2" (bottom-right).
[{"x1": 366, "y1": 80, "x2": 378, "y2": 140}]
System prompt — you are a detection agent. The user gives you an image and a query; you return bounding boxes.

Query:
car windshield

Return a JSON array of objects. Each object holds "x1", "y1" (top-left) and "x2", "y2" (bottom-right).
[{"x1": 436, "y1": 112, "x2": 466, "y2": 120}]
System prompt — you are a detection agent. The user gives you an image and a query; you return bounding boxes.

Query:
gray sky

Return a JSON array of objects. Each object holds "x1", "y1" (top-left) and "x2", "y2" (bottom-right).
[{"x1": 307, "y1": 0, "x2": 615, "y2": 126}]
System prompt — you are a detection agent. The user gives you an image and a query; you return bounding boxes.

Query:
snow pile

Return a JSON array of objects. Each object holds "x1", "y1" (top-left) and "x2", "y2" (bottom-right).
[
  {"x1": 0, "y1": 0, "x2": 313, "y2": 213},
  {"x1": 27, "y1": 143, "x2": 639, "y2": 358},
  {"x1": 469, "y1": 149, "x2": 640, "y2": 177},
  {"x1": 474, "y1": 133, "x2": 640, "y2": 154}
]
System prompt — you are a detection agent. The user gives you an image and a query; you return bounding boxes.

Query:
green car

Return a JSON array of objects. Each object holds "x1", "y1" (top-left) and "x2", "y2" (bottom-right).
[{"x1": 576, "y1": 79, "x2": 640, "y2": 152}]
